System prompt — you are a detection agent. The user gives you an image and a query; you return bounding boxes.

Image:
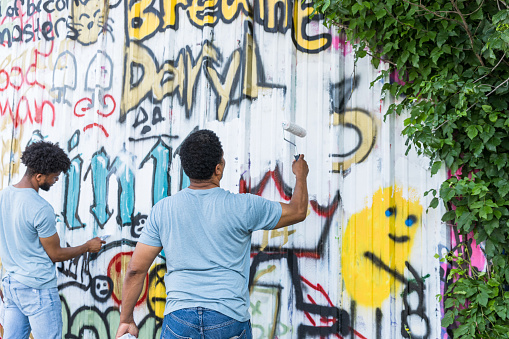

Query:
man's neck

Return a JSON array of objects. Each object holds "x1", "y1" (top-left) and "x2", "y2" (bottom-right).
[
  {"x1": 13, "y1": 176, "x2": 38, "y2": 192},
  {"x1": 188, "y1": 179, "x2": 220, "y2": 190}
]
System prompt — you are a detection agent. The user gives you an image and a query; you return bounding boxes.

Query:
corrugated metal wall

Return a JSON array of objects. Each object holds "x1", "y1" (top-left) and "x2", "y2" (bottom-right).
[{"x1": 0, "y1": 0, "x2": 451, "y2": 337}]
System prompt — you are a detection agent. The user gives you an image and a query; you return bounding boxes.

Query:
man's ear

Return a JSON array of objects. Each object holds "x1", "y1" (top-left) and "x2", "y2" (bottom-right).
[
  {"x1": 34, "y1": 173, "x2": 44, "y2": 182},
  {"x1": 215, "y1": 163, "x2": 222, "y2": 176}
]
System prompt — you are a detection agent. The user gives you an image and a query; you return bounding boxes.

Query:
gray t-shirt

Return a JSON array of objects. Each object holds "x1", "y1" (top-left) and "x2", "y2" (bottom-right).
[
  {"x1": 0, "y1": 186, "x2": 57, "y2": 289},
  {"x1": 139, "y1": 187, "x2": 282, "y2": 322}
]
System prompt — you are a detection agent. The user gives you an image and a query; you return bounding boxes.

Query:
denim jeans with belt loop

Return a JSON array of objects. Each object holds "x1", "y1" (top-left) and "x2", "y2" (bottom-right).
[
  {"x1": 1, "y1": 275, "x2": 62, "y2": 339},
  {"x1": 161, "y1": 307, "x2": 252, "y2": 339}
]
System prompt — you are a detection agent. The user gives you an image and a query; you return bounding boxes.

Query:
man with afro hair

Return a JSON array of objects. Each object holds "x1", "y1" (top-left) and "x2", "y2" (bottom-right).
[
  {"x1": 117, "y1": 129, "x2": 309, "y2": 339},
  {"x1": 0, "y1": 141, "x2": 105, "y2": 338}
]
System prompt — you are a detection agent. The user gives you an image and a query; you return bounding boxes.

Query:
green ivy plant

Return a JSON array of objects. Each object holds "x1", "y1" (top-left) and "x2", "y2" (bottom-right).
[{"x1": 311, "y1": 0, "x2": 509, "y2": 337}]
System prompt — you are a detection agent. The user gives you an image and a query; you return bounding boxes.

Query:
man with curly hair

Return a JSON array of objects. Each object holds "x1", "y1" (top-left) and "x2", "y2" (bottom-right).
[
  {"x1": 0, "y1": 141, "x2": 105, "y2": 339},
  {"x1": 116, "y1": 129, "x2": 309, "y2": 339}
]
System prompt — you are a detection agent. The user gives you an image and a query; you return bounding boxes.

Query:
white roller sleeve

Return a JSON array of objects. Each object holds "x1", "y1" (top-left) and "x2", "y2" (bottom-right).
[{"x1": 282, "y1": 120, "x2": 307, "y2": 138}]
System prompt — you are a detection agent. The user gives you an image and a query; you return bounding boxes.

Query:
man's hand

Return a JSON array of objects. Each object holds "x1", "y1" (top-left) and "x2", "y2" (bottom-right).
[
  {"x1": 116, "y1": 322, "x2": 139, "y2": 338},
  {"x1": 292, "y1": 154, "x2": 309, "y2": 178},
  {"x1": 86, "y1": 237, "x2": 106, "y2": 253},
  {"x1": 0, "y1": 287, "x2": 3, "y2": 302}
]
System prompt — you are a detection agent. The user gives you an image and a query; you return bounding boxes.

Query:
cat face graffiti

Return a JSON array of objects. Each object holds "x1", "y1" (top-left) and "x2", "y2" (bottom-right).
[
  {"x1": 70, "y1": 0, "x2": 112, "y2": 45},
  {"x1": 341, "y1": 186, "x2": 422, "y2": 308}
]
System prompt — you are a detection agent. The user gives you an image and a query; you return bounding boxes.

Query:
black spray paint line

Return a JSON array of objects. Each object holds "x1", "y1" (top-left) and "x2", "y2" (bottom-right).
[
  {"x1": 250, "y1": 251, "x2": 351, "y2": 338},
  {"x1": 364, "y1": 251, "x2": 409, "y2": 284}
]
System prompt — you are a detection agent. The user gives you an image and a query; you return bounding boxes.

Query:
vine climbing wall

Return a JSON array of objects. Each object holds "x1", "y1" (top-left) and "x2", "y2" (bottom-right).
[{"x1": 0, "y1": 0, "x2": 452, "y2": 337}]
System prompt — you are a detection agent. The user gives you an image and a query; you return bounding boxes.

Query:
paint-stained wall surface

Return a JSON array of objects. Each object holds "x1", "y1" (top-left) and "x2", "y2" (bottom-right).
[{"x1": 0, "y1": 0, "x2": 452, "y2": 337}]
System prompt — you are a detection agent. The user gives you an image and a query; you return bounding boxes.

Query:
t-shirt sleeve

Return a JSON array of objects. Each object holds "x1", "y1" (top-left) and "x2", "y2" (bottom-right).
[
  {"x1": 34, "y1": 205, "x2": 57, "y2": 238},
  {"x1": 246, "y1": 194, "x2": 283, "y2": 232},
  {"x1": 138, "y1": 204, "x2": 163, "y2": 247}
]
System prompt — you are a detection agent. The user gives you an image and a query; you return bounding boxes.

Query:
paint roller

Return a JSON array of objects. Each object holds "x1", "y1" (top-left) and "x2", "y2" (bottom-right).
[{"x1": 282, "y1": 120, "x2": 307, "y2": 160}]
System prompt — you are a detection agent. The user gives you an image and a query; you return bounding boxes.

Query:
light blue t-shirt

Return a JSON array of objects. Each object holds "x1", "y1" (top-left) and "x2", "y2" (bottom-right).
[
  {"x1": 139, "y1": 187, "x2": 282, "y2": 322},
  {"x1": 0, "y1": 186, "x2": 58, "y2": 289}
]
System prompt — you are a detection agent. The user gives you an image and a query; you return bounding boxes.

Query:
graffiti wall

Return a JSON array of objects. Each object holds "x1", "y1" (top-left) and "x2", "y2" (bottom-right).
[{"x1": 0, "y1": 0, "x2": 449, "y2": 337}]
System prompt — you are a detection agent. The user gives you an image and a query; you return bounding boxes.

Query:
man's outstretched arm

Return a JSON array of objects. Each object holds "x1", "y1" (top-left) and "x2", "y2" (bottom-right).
[
  {"x1": 40, "y1": 233, "x2": 105, "y2": 262},
  {"x1": 274, "y1": 154, "x2": 309, "y2": 229},
  {"x1": 116, "y1": 242, "x2": 162, "y2": 338}
]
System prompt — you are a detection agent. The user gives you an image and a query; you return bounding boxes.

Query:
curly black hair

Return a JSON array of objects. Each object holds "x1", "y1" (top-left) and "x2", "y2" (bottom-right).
[
  {"x1": 180, "y1": 129, "x2": 223, "y2": 180},
  {"x1": 21, "y1": 141, "x2": 71, "y2": 176}
]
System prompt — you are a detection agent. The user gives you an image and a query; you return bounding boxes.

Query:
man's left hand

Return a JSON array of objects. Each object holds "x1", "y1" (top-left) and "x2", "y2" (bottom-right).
[{"x1": 116, "y1": 322, "x2": 139, "y2": 338}]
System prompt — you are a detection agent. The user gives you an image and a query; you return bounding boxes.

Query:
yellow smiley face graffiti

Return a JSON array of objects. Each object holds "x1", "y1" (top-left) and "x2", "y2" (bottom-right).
[
  {"x1": 341, "y1": 186, "x2": 422, "y2": 308},
  {"x1": 147, "y1": 264, "x2": 167, "y2": 319}
]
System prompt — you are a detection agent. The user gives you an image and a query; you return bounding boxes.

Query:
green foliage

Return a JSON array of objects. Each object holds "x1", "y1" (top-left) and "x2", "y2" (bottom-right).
[{"x1": 312, "y1": 0, "x2": 509, "y2": 336}]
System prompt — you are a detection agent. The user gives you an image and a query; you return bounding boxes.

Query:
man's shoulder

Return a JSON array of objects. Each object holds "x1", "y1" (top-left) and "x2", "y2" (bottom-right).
[{"x1": 1, "y1": 186, "x2": 49, "y2": 206}]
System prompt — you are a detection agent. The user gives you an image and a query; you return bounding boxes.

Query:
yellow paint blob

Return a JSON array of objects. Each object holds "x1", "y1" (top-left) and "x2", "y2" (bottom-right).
[{"x1": 341, "y1": 186, "x2": 422, "y2": 308}]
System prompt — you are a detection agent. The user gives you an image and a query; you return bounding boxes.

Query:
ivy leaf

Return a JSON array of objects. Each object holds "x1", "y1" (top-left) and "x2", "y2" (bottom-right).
[
  {"x1": 431, "y1": 161, "x2": 442, "y2": 175},
  {"x1": 457, "y1": 212, "x2": 474, "y2": 229},
  {"x1": 375, "y1": 8, "x2": 387, "y2": 19},
  {"x1": 466, "y1": 125, "x2": 478, "y2": 139},
  {"x1": 498, "y1": 184, "x2": 509, "y2": 197},
  {"x1": 437, "y1": 30, "x2": 449, "y2": 47},
  {"x1": 444, "y1": 298, "x2": 456, "y2": 308},
  {"x1": 430, "y1": 197, "x2": 439, "y2": 209},
  {"x1": 352, "y1": 3, "x2": 363, "y2": 14},
  {"x1": 494, "y1": 154, "x2": 507, "y2": 170},
  {"x1": 400, "y1": 50, "x2": 410, "y2": 65},
  {"x1": 430, "y1": 47, "x2": 444, "y2": 63},
  {"x1": 454, "y1": 324, "x2": 470, "y2": 337},
  {"x1": 442, "y1": 210, "x2": 456, "y2": 222},
  {"x1": 442, "y1": 310, "x2": 456, "y2": 327},
  {"x1": 484, "y1": 219, "x2": 498, "y2": 236},
  {"x1": 470, "y1": 201, "x2": 484, "y2": 209}
]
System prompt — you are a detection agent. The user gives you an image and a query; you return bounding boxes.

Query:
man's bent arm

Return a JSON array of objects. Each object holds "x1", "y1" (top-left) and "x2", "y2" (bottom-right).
[
  {"x1": 40, "y1": 233, "x2": 105, "y2": 262},
  {"x1": 274, "y1": 155, "x2": 309, "y2": 229},
  {"x1": 116, "y1": 242, "x2": 162, "y2": 338}
]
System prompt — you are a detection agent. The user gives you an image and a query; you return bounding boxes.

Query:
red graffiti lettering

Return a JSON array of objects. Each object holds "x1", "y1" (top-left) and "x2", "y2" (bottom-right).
[{"x1": 0, "y1": 97, "x2": 55, "y2": 127}]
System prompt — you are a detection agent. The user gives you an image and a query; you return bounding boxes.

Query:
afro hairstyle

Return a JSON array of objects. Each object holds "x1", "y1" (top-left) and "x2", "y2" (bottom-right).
[
  {"x1": 21, "y1": 141, "x2": 71, "y2": 176},
  {"x1": 179, "y1": 129, "x2": 223, "y2": 180}
]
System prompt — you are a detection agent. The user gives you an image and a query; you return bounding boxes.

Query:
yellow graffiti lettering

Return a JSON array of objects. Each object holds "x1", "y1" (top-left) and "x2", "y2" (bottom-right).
[
  {"x1": 187, "y1": 0, "x2": 220, "y2": 27},
  {"x1": 162, "y1": 0, "x2": 188, "y2": 29},
  {"x1": 221, "y1": 0, "x2": 250, "y2": 22},
  {"x1": 293, "y1": 1, "x2": 330, "y2": 53},
  {"x1": 121, "y1": 42, "x2": 219, "y2": 118},
  {"x1": 122, "y1": 43, "x2": 178, "y2": 119},
  {"x1": 260, "y1": 227, "x2": 297, "y2": 251},
  {"x1": 242, "y1": 28, "x2": 268, "y2": 98},
  {"x1": 128, "y1": 0, "x2": 161, "y2": 41},
  {"x1": 206, "y1": 50, "x2": 241, "y2": 121},
  {"x1": 185, "y1": 43, "x2": 219, "y2": 111},
  {"x1": 0, "y1": 119, "x2": 23, "y2": 189},
  {"x1": 341, "y1": 186, "x2": 422, "y2": 308},
  {"x1": 255, "y1": 0, "x2": 291, "y2": 31},
  {"x1": 331, "y1": 109, "x2": 377, "y2": 172}
]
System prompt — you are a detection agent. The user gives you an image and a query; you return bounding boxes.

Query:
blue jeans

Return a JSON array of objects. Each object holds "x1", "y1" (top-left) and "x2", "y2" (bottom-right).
[
  {"x1": 161, "y1": 307, "x2": 252, "y2": 339},
  {"x1": 2, "y1": 275, "x2": 62, "y2": 339}
]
